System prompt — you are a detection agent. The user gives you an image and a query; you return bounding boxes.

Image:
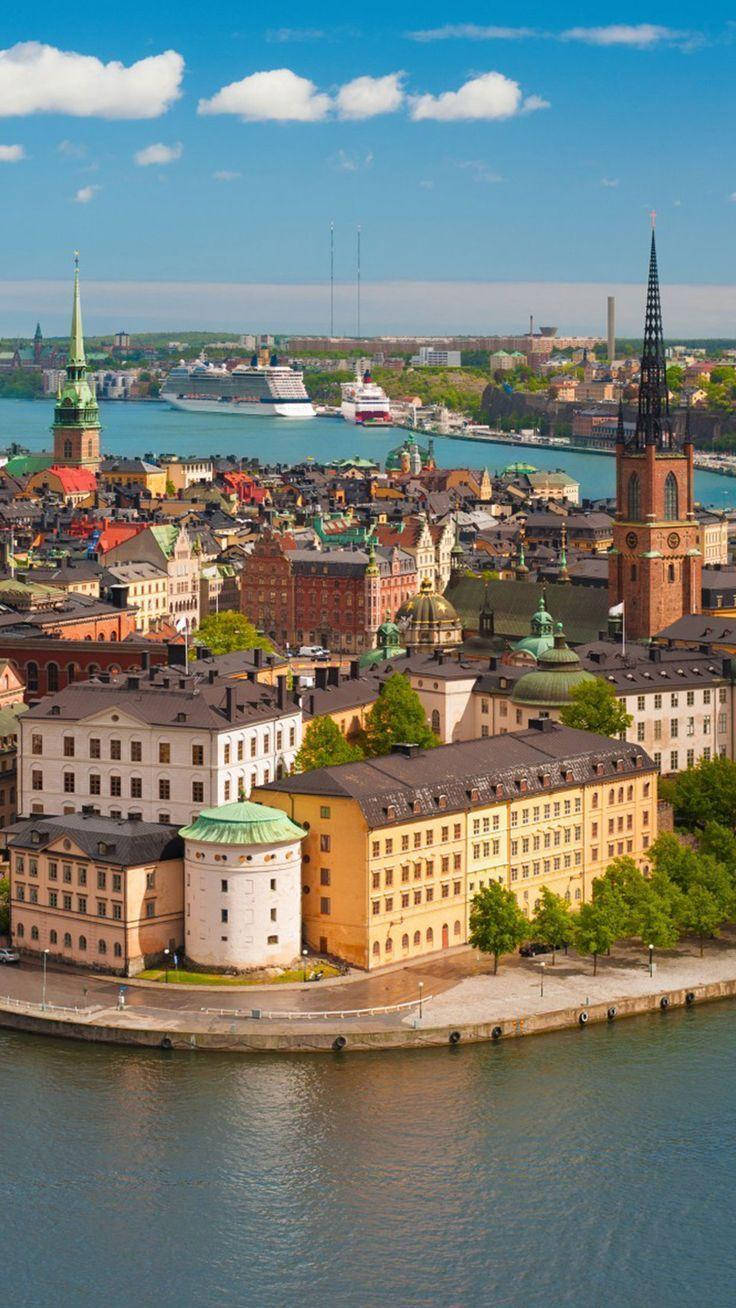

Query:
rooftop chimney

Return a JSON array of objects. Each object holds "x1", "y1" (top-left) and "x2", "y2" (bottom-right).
[
  {"x1": 328, "y1": 665, "x2": 340, "y2": 687},
  {"x1": 126, "y1": 674, "x2": 140, "y2": 691},
  {"x1": 140, "y1": 650, "x2": 150, "y2": 672},
  {"x1": 350, "y1": 659, "x2": 360, "y2": 680},
  {"x1": 225, "y1": 686, "x2": 235, "y2": 720},
  {"x1": 253, "y1": 647, "x2": 263, "y2": 668},
  {"x1": 208, "y1": 668, "x2": 217, "y2": 684},
  {"x1": 277, "y1": 674, "x2": 287, "y2": 709},
  {"x1": 315, "y1": 666, "x2": 328, "y2": 690},
  {"x1": 392, "y1": 742, "x2": 420, "y2": 757},
  {"x1": 528, "y1": 717, "x2": 555, "y2": 733}
]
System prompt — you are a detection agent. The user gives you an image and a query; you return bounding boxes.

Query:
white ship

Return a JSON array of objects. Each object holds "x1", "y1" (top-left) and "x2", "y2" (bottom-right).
[
  {"x1": 161, "y1": 349, "x2": 315, "y2": 419},
  {"x1": 340, "y1": 367, "x2": 392, "y2": 425}
]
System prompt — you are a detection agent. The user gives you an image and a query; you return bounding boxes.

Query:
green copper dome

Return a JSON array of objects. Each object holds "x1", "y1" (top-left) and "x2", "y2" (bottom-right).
[
  {"x1": 360, "y1": 613, "x2": 407, "y2": 667},
  {"x1": 512, "y1": 624, "x2": 595, "y2": 707},
  {"x1": 513, "y1": 592, "x2": 556, "y2": 660},
  {"x1": 180, "y1": 801, "x2": 306, "y2": 846}
]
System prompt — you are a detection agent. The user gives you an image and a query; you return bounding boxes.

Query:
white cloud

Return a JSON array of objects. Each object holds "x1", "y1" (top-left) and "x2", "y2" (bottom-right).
[
  {"x1": 330, "y1": 149, "x2": 374, "y2": 172},
  {"x1": 410, "y1": 72, "x2": 546, "y2": 121},
  {"x1": 561, "y1": 24, "x2": 683, "y2": 47},
  {"x1": 75, "y1": 184, "x2": 100, "y2": 203},
  {"x1": 521, "y1": 94, "x2": 550, "y2": 113},
  {"x1": 408, "y1": 25, "x2": 539, "y2": 42},
  {"x1": 213, "y1": 169, "x2": 241, "y2": 181},
  {"x1": 134, "y1": 142, "x2": 182, "y2": 166},
  {"x1": 0, "y1": 143, "x2": 24, "y2": 161},
  {"x1": 266, "y1": 28, "x2": 325, "y2": 42},
  {"x1": 458, "y1": 160, "x2": 503, "y2": 183},
  {"x1": 601, "y1": 177, "x2": 620, "y2": 187},
  {"x1": 57, "y1": 138, "x2": 86, "y2": 157},
  {"x1": 0, "y1": 43, "x2": 183, "y2": 119},
  {"x1": 198, "y1": 68, "x2": 331, "y2": 121},
  {"x1": 730, "y1": 193, "x2": 736, "y2": 203},
  {"x1": 336, "y1": 73, "x2": 404, "y2": 119}
]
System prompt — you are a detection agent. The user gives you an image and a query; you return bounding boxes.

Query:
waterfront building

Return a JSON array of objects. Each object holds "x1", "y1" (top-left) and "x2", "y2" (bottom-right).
[
  {"x1": 19, "y1": 664, "x2": 302, "y2": 826},
  {"x1": 180, "y1": 801, "x2": 306, "y2": 969},
  {"x1": 609, "y1": 233, "x2": 702, "y2": 638},
  {"x1": 257, "y1": 722, "x2": 657, "y2": 969},
  {"x1": 52, "y1": 257, "x2": 101, "y2": 473},
  {"x1": 6, "y1": 812, "x2": 183, "y2": 975}
]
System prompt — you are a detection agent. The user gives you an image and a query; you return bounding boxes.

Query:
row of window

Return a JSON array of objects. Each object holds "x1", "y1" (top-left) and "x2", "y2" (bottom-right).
[
  {"x1": 370, "y1": 881, "x2": 463, "y2": 915},
  {"x1": 14, "y1": 856, "x2": 130, "y2": 891},
  {"x1": 511, "y1": 852, "x2": 583, "y2": 880},
  {"x1": 371, "y1": 922, "x2": 462, "y2": 958},
  {"x1": 634, "y1": 688, "x2": 727, "y2": 711},
  {"x1": 635, "y1": 715, "x2": 726, "y2": 741},
  {"x1": 510, "y1": 825, "x2": 583, "y2": 855},
  {"x1": 32, "y1": 729, "x2": 296, "y2": 763},
  {"x1": 653, "y1": 746, "x2": 725, "y2": 772},
  {"x1": 370, "y1": 823, "x2": 464, "y2": 858},
  {"x1": 15, "y1": 923, "x2": 123, "y2": 957},
  {"x1": 15, "y1": 887, "x2": 155, "y2": 919}
]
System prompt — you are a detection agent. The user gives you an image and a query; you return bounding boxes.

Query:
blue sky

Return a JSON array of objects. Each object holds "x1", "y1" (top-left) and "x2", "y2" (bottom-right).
[{"x1": 1, "y1": 2, "x2": 735, "y2": 333}]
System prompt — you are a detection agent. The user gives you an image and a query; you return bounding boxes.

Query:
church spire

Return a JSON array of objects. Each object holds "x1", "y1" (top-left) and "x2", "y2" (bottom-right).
[
  {"x1": 68, "y1": 251, "x2": 86, "y2": 370},
  {"x1": 631, "y1": 224, "x2": 674, "y2": 451}
]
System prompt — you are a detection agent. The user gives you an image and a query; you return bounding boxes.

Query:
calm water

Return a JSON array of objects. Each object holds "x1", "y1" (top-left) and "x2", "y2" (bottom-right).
[
  {"x1": 1, "y1": 397, "x2": 735, "y2": 507},
  {"x1": 3, "y1": 1005, "x2": 736, "y2": 1306}
]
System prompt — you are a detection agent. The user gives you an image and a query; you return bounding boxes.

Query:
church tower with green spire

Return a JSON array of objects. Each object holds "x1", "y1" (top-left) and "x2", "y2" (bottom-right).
[{"x1": 52, "y1": 253, "x2": 101, "y2": 471}]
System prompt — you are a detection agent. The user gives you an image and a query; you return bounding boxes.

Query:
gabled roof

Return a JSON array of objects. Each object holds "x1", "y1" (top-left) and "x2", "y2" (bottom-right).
[{"x1": 6, "y1": 812, "x2": 182, "y2": 866}]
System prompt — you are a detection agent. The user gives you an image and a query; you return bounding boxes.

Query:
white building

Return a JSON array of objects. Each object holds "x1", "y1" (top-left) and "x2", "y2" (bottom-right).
[
  {"x1": 410, "y1": 347, "x2": 462, "y2": 367},
  {"x1": 181, "y1": 800, "x2": 305, "y2": 968},
  {"x1": 161, "y1": 458, "x2": 214, "y2": 493},
  {"x1": 19, "y1": 665, "x2": 302, "y2": 826}
]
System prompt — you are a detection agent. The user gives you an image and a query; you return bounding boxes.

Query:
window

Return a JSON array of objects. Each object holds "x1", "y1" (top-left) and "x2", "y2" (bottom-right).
[
  {"x1": 63, "y1": 772, "x2": 75, "y2": 794},
  {"x1": 110, "y1": 739, "x2": 121, "y2": 761},
  {"x1": 320, "y1": 897, "x2": 331, "y2": 915},
  {"x1": 77, "y1": 896, "x2": 86, "y2": 913},
  {"x1": 110, "y1": 776, "x2": 121, "y2": 797},
  {"x1": 664, "y1": 472, "x2": 678, "y2": 520},
  {"x1": 31, "y1": 734, "x2": 42, "y2": 755},
  {"x1": 159, "y1": 743, "x2": 170, "y2": 764},
  {"x1": 98, "y1": 940, "x2": 107, "y2": 955},
  {"x1": 192, "y1": 781, "x2": 204, "y2": 803},
  {"x1": 320, "y1": 834, "x2": 331, "y2": 852},
  {"x1": 90, "y1": 737, "x2": 101, "y2": 759},
  {"x1": 159, "y1": 779, "x2": 170, "y2": 801},
  {"x1": 320, "y1": 805, "x2": 331, "y2": 819},
  {"x1": 670, "y1": 750, "x2": 678, "y2": 771},
  {"x1": 63, "y1": 933, "x2": 71, "y2": 948},
  {"x1": 79, "y1": 935, "x2": 87, "y2": 951},
  {"x1": 97, "y1": 869, "x2": 107, "y2": 890},
  {"x1": 223, "y1": 744, "x2": 231, "y2": 765},
  {"x1": 97, "y1": 900, "x2": 107, "y2": 918},
  {"x1": 637, "y1": 695, "x2": 645, "y2": 711},
  {"x1": 626, "y1": 471, "x2": 641, "y2": 520},
  {"x1": 63, "y1": 736, "x2": 75, "y2": 758},
  {"x1": 112, "y1": 874, "x2": 121, "y2": 892},
  {"x1": 131, "y1": 741, "x2": 142, "y2": 762},
  {"x1": 431, "y1": 709, "x2": 440, "y2": 733},
  {"x1": 221, "y1": 908, "x2": 228, "y2": 924},
  {"x1": 145, "y1": 901, "x2": 155, "y2": 919},
  {"x1": 48, "y1": 861, "x2": 57, "y2": 881},
  {"x1": 130, "y1": 777, "x2": 142, "y2": 798},
  {"x1": 637, "y1": 722, "x2": 645, "y2": 742},
  {"x1": 31, "y1": 769, "x2": 43, "y2": 791}
]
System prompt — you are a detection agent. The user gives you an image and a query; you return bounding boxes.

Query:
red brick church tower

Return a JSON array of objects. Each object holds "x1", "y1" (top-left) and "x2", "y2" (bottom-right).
[{"x1": 608, "y1": 229, "x2": 701, "y2": 639}]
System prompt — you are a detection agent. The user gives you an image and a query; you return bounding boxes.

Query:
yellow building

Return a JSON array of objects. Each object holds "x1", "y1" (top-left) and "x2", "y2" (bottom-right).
[
  {"x1": 104, "y1": 561, "x2": 169, "y2": 633},
  {"x1": 256, "y1": 721, "x2": 657, "y2": 970},
  {"x1": 100, "y1": 458, "x2": 167, "y2": 497}
]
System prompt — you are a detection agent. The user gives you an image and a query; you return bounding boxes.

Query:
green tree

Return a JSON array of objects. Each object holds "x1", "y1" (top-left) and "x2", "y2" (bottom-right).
[
  {"x1": 633, "y1": 884, "x2": 679, "y2": 956},
  {"x1": 664, "y1": 755, "x2": 736, "y2": 831},
  {"x1": 294, "y1": 716, "x2": 363, "y2": 772},
  {"x1": 680, "y1": 883, "x2": 725, "y2": 956},
  {"x1": 573, "y1": 900, "x2": 618, "y2": 975},
  {"x1": 194, "y1": 611, "x2": 272, "y2": 656},
  {"x1": 469, "y1": 882, "x2": 529, "y2": 975},
  {"x1": 531, "y1": 887, "x2": 574, "y2": 963},
  {"x1": 594, "y1": 856, "x2": 647, "y2": 936},
  {"x1": 0, "y1": 875, "x2": 9, "y2": 937},
  {"x1": 699, "y1": 820, "x2": 736, "y2": 870},
  {"x1": 560, "y1": 678, "x2": 633, "y2": 737},
  {"x1": 362, "y1": 673, "x2": 438, "y2": 758}
]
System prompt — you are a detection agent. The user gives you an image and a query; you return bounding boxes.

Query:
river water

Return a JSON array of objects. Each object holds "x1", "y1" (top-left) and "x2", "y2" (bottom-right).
[
  {"x1": 1, "y1": 397, "x2": 735, "y2": 508},
  {"x1": 3, "y1": 1005, "x2": 735, "y2": 1306}
]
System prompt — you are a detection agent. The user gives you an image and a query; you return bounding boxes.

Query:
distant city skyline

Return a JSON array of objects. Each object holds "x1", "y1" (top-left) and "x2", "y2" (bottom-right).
[{"x1": 2, "y1": 1, "x2": 735, "y2": 322}]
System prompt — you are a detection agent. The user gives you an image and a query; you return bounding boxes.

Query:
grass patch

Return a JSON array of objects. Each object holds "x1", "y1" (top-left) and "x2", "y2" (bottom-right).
[{"x1": 137, "y1": 964, "x2": 340, "y2": 986}]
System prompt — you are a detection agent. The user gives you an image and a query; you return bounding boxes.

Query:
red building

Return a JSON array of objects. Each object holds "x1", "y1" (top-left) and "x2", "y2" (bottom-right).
[{"x1": 0, "y1": 638, "x2": 170, "y2": 702}]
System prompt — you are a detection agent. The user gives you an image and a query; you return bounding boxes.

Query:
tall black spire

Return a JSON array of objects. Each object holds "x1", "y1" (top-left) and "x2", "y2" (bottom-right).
[{"x1": 630, "y1": 226, "x2": 674, "y2": 450}]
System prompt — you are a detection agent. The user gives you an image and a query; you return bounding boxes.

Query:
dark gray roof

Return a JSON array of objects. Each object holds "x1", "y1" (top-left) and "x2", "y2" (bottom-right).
[
  {"x1": 577, "y1": 640, "x2": 731, "y2": 692},
  {"x1": 5, "y1": 813, "x2": 183, "y2": 865},
  {"x1": 654, "y1": 616, "x2": 736, "y2": 646},
  {"x1": 446, "y1": 576, "x2": 612, "y2": 645},
  {"x1": 263, "y1": 723, "x2": 655, "y2": 826}
]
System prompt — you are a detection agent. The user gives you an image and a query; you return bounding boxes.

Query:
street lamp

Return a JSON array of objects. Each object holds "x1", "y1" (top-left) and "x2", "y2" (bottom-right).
[
  {"x1": 163, "y1": 947, "x2": 170, "y2": 984},
  {"x1": 42, "y1": 948, "x2": 49, "y2": 1011},
  {"x1": 540, "y1": 961, "x2": 546, "y2": 998},
  {"x1": 418, "y1": 980, "x2": 424, "y2": 1019},
  {"x1": 648, "y1": 943, "x2": 654, "y2": 978},
  {"x1": 302, "y1": 947, "x2": 308, "y2": 982}
]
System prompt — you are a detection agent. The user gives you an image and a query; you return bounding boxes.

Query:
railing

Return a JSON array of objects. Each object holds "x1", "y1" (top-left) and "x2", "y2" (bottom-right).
[
  {"x1": 0, "y1": 995, "x2": 89, "y2": 1016},
  {"x1": 200, "y1": 995, "x2": 434, "y2": 1022}
]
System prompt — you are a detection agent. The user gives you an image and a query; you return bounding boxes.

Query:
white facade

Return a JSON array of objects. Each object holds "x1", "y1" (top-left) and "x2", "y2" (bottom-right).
[
  {"x1": 184, "y1": 832, "x2": 302, "y2": 968},
  {"x1": 20, "y1": 704, "x2": 302, "y2": 826}
]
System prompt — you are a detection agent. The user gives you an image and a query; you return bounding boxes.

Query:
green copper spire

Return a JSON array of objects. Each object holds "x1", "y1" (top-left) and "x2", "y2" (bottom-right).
[{"x1": 68, "y1": 251, "x2": 86, "y2": 369}]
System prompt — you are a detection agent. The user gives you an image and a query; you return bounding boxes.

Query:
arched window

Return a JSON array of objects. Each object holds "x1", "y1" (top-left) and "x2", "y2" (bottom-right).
[
  {"x1": 47, "y1": 662, "x2": 59, "y2": 692},
  {"x1": 114, "y1": 942, "x2": 122, "y2": 958},
  {"x1": 50, "y1": 930, "x2": 58, "y2": 945},
  {"x1": 402, "y1": 933, "x2": 409, "y2": 950},
  {"x1": 79, "y1": 935, "x2": 87, "y2": 951},
  {"x1": 31, "y1": 926, "x2": 39, "y2": 941},
  {"x1": 627, "y1": 472, "x2": 640, "y2": 520},
  {"x1": 668, "y1": 563, "x2": 675, "y2": 582},
  {"x1": 372, "y1": 940, "x2": 380, "y2": 957},
  {"x1": 385, "y1": 937, "x2": 393, "y2": 954},
  {"x1": 66, "y1": 663, "x2": 77, "y2": 684},
  {"x1": 26, "y1": 661, "x2": 39, "y2": 694},
  {"x1": 63, "y1": 932, "x2": 71, "y2": 948},
  {"x1": 16, "y1": 922, "x2": 24, "y2": 938},
  {"x1": 431, "y1": 709, "x2": 440, "y2": 734},
  {"x1": 664, "y1": 473, "x2": 678, "y2": 520},
  {"x1": 63, "y1": 439, "x2": 72, "y2": 459},
  {"x1": 98, "y1": 939, "x2": 107, "y2": 955},
  {"x1": 454, "y1": 920, "x2": 462, "y2": 936},
  {"x1": 413, "y1": 930, "x2": 421, "y2": 946},
  {"x1": 426, "y1": 927, "x2": 434, "y2": 945}
]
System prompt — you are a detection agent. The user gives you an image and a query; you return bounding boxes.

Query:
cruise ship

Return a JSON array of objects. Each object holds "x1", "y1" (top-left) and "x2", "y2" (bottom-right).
[
  {"x1": 161, "y1": 350, "x2": 315, "y2": 419},
  {"x1": 340, "y1": 367, "x2": 392, "y2": 425}
]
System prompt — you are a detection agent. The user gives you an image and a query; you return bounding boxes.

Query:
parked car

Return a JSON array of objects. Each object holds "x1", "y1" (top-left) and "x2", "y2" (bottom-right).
[
  {"x1": 298, "y1": 645, "x2": 330, "y2": 660},
  {"x1": 519, "y1": 942, "x2": 551, "y2": 958},
  {"x1": 0, "y1": 947, "x2": 20, "y2": 965}
]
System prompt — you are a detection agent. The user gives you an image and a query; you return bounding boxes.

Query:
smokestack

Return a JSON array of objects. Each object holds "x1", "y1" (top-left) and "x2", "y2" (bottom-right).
[
  {"x1": 607, "y1": 295, "x2": 615, "y2": 363},
  {"x1": 277, "y1": 674, "x2": 287, "y2": 709}
]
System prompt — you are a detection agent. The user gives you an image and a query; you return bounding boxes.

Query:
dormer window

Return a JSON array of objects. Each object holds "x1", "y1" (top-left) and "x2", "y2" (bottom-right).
[
  {"x1": 386, "y1": 804, "x2": 397, "y2": 820},
  {"x1": 468, "y1": 788, "x2": 479, "y2": 804},
  {"x1": 50, "y1": 706, "x2": 60, "y2": 716}
]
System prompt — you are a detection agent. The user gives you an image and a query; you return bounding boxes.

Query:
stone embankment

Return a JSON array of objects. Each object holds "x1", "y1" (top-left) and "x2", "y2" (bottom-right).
[{"x1": 2, "y1": 940, "x2": 736, "y2": 1054}]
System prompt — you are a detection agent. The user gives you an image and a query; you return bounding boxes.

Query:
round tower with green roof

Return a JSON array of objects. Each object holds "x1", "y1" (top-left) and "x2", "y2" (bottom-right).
[
  {"x1": 512, "y1": 590, "x2": 555, "y2": 663},
  {"x1": 180, "y1": 800, "x2": 306, "y2": 969},
  {"x1": 511, "y1": 621, "x2": 595, "y2": 716}
]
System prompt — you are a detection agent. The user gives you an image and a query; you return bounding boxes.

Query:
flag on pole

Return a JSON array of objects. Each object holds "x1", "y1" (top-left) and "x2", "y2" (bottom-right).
[{"x1": 608, "y1": 602, "x2": 624, "y2": 616}]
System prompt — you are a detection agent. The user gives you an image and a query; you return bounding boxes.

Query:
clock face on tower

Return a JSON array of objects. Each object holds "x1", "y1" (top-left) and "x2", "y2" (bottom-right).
[
  {"x1": 625, "y1": 531, "x2": 638, "y2": 549},
  {"x1": 667, "y1": 532, "x2": 681, "y2": 550}
]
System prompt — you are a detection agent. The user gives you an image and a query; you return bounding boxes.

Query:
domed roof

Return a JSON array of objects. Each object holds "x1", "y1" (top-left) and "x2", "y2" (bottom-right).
[
  {"x1": 513, "y1": 591, "x2": 555, "y2": 660},
  {"x1": 512, "y1": 624, "x2": 595, "y2": 707},
  {"x1": 359, "y1": 614, "x2": 407, "y2": 668},
  {"x1": 180, "y1": 801, "x2": 306, "y2": 847},
  {"x1": 396, "y1": 576, "x2": 460, "y2": 628}
]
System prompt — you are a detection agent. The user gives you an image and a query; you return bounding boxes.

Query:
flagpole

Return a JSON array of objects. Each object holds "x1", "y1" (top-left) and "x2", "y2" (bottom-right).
[{"x1": 622, "y1": 601, "x2": 625, "y2": 658}]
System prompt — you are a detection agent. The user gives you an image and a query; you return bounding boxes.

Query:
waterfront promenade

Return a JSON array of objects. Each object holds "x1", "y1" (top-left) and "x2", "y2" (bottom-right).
[{"x1": 3, "y1": 933, "x2": 736, "y2": 1052}]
